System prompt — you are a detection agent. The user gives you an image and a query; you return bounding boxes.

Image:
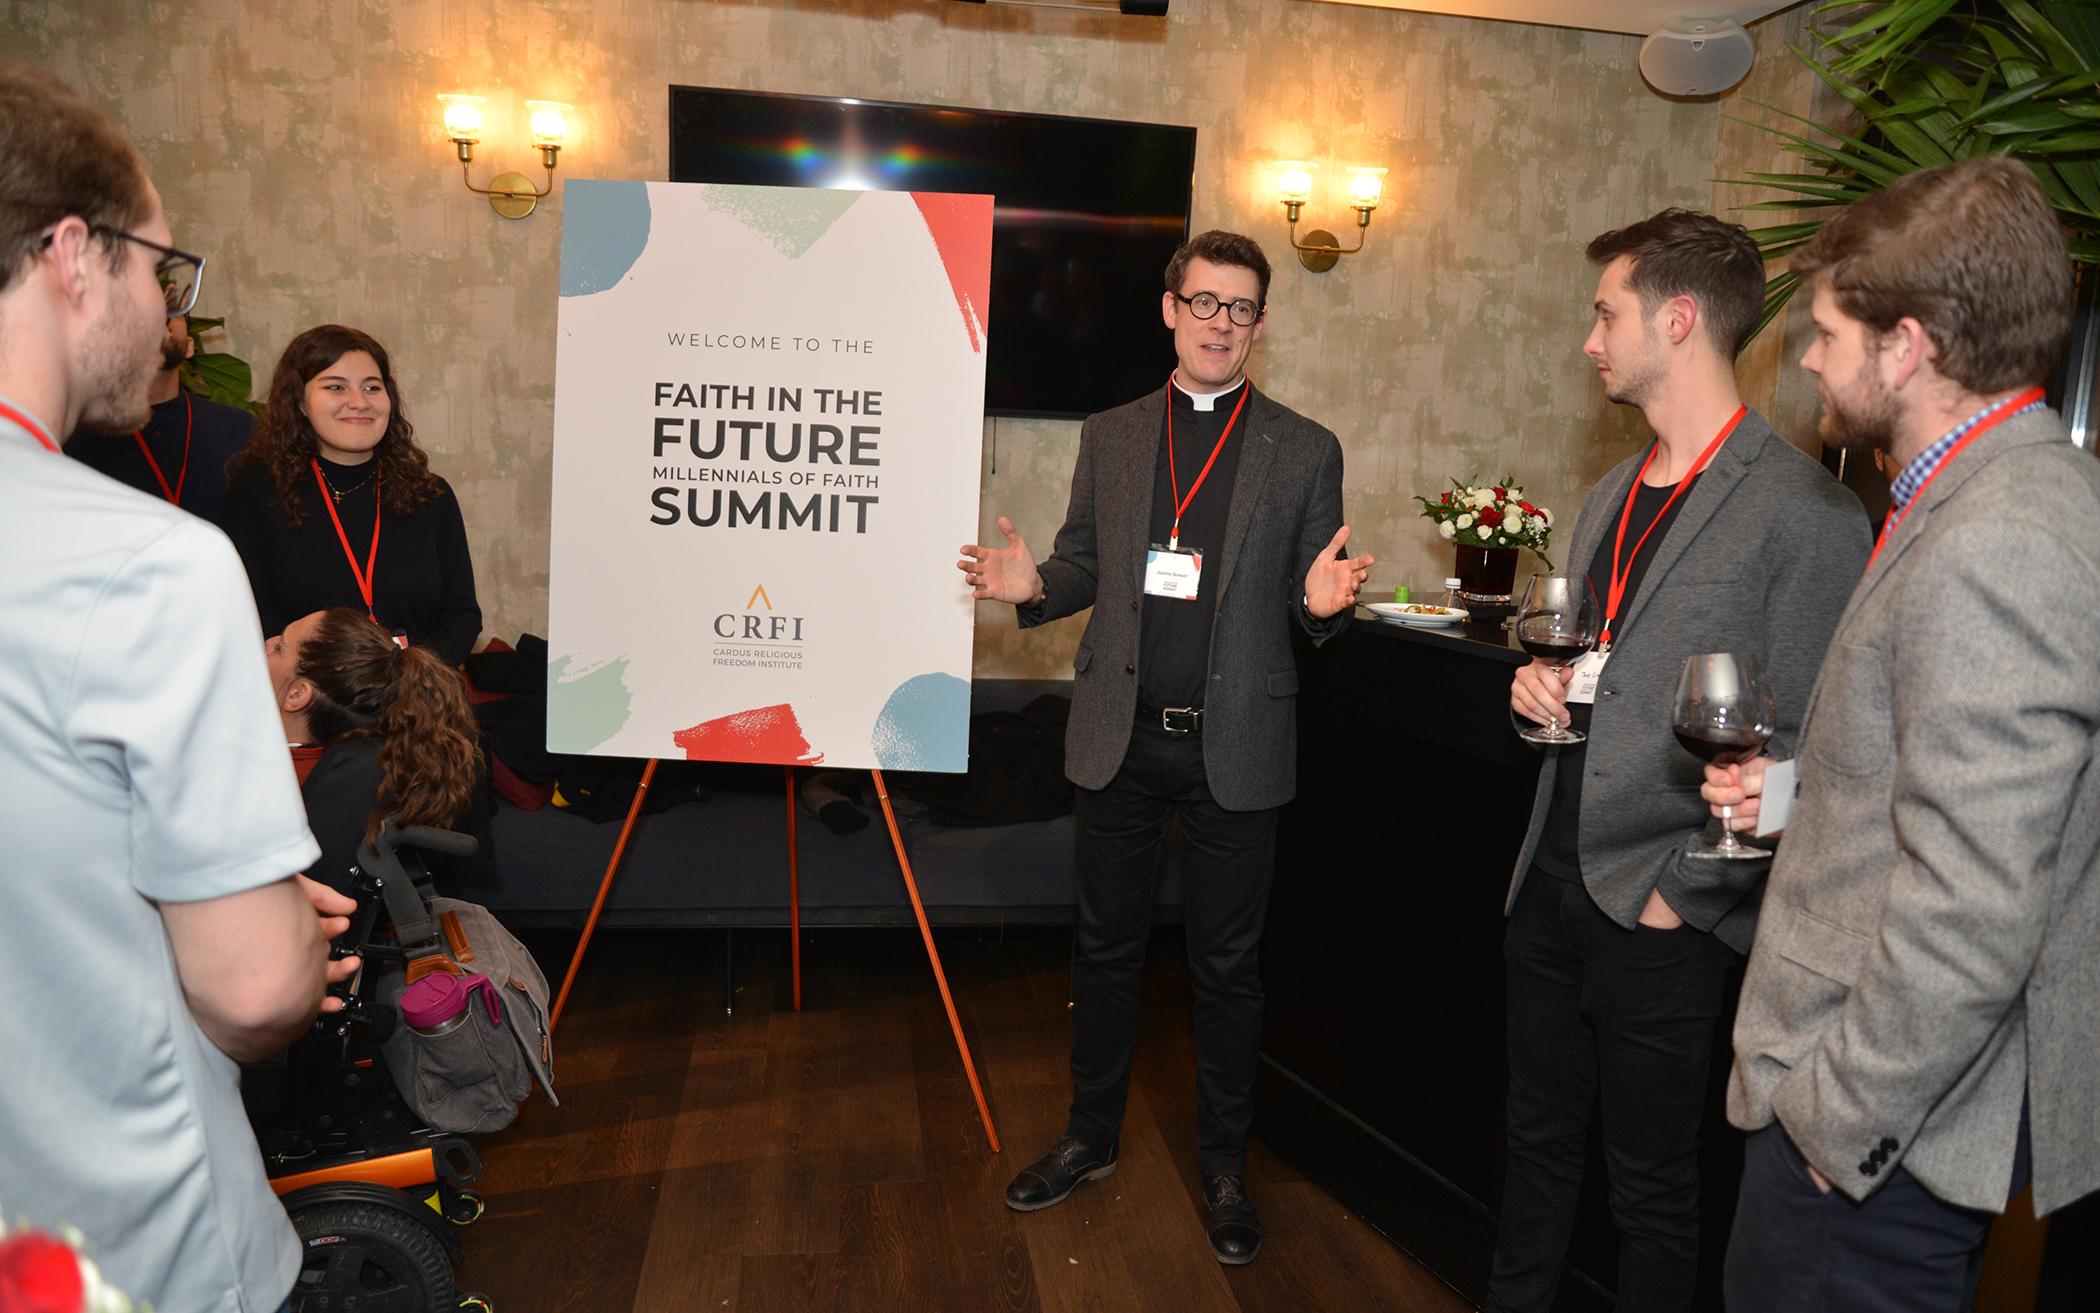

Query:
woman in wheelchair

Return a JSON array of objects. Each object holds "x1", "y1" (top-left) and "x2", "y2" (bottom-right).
[{"x1": 266, "y1": 606, "x2": 484, "y2": 895}]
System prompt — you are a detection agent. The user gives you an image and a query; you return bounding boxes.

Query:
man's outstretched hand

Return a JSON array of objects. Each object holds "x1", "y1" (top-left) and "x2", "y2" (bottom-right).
[
  {"x1": 1304, "y1": 525, "x2": 1374, "y2": 619},
  {"x1": 959, "y1": 516, "x2": 1045, "y2": 606}
]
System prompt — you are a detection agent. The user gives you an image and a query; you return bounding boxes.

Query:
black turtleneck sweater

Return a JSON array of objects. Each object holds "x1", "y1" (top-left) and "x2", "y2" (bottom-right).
[
  {"x1": 1138, "y1": 379, "x2": 1249, "y2": 709},
  {"x1": 222, "y1": 458, "x2": 483, "y2": 666}
]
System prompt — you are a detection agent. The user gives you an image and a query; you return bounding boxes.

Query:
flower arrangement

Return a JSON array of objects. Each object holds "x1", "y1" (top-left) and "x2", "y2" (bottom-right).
[
  {"x1": 0, "y1": 1210, "x2": 141, "y2": 1313},
  {"x1": 1415, "y1": 475, "x2": 1556, "y2": 569}
]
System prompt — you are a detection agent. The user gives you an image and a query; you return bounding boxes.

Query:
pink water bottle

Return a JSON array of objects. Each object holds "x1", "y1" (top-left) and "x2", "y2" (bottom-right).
[{"x1": 400, "y1": 972, "x2": 503, "y2": 1038}]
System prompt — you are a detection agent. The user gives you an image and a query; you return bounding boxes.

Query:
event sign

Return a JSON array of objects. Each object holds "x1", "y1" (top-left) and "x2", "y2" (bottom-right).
[{"x1": 547, "y1": 181, "x2": 991, "y2": 772}]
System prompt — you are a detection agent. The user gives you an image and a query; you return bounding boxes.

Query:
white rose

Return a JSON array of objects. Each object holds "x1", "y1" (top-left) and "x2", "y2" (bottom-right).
[
  {"x1": 1506, "y1": 486, "x2": 1523, "y2": 500},
  {"x1": 1498, "y1": 536, "x2": 1509, "y2": 545},
  {"x1": 1457, "y1": 513, "x2": 1475, "y2": 529},
  {"x1": 1438, "y1": 519, "x2": 1456, "y2": 539},
  {"x1": 1468, "y1": 489, "x2": 1494, "y2": 509},
  {"x1": 1505, "y1": 511, "x2": 1526, "y2": 533}
]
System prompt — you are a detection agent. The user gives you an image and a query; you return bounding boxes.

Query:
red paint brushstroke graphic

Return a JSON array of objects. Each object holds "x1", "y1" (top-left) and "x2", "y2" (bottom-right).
[
  {"x1": 910, "y1": 192, "x2": 992, "y2": 354},
  {"x1": 673, "y1": 703, "x2": 825, "y2": 766}
]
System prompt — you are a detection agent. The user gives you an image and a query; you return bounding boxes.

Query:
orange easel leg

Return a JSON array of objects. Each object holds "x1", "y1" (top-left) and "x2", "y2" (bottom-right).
[
  {"x1": 785, "y1": 765, "x2": 801, "y2": 1012},
  {"x1": 550, "y1": 758, "x2": 658, "y2": 1034},
  {"x1": 870, "y1": 768, "x2": 1001, "y2": 1153}
]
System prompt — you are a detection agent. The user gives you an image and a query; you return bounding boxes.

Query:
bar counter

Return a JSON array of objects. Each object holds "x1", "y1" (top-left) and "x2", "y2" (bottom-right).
[{"x1": 1260, "y1": 609, "x2": 1738, "y2": 1312}]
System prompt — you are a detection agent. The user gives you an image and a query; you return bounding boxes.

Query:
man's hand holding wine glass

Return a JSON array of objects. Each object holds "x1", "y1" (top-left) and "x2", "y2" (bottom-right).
[{"x1": 1700, "y1": 756, "x2": 1772, "y2": 833}]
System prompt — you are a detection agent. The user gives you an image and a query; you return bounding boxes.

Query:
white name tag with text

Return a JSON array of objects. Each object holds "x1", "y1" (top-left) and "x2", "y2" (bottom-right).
[
  {"x1": 1566, "y1": 650, "x2": 1608, "y2": 705},
  {"x1": 1143, "y1": 546, "x2": 1203, "y2": 601},
  {"x1": 1756, "y1": 758, "x2": 1797, "y2": 838}
]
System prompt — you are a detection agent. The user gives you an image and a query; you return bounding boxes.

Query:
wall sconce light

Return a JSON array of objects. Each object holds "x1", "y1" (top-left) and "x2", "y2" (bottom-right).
[
  {"x1": 440, "y1": 93, "x2": 570, "y2": 219},
  {"x1": 1276, "y1": 162, "x2": 1385, "y2": 273}
]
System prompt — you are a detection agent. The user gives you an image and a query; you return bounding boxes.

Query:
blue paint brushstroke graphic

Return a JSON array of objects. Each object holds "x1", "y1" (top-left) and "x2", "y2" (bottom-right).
[
  {"x1": 560, "y1": 180, "x2": 652, "y2": 297},
  {"x1": 871, "y1": 672, "x2": 970, "y2": 771}
]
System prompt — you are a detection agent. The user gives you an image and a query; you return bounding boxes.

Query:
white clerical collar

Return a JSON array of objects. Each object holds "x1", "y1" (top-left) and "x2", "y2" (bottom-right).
[{"x1": 1171, "y1": 373, "x2": 1247, "y2": 413}]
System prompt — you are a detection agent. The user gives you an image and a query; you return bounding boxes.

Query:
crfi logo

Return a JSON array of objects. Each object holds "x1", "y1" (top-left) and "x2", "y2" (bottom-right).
[{"x1": 714, "y1": 584, "x2": 805, "y2": 643}]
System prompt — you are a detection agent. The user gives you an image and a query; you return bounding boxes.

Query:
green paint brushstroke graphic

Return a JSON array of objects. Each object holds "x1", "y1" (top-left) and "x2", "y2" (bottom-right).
[{"x1": 548, "y1": 654, "x2": 634, "y2": 753}]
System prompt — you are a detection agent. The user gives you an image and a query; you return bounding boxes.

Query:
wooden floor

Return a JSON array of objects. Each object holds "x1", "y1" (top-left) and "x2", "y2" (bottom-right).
[{"x1": 465, "y1": 926, "x2": 1474, "y2": 1313}]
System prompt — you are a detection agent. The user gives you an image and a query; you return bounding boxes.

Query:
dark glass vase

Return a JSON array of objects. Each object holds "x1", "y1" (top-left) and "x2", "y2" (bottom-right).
[{"x1": 1455, "y1": 544, "x2": 1520, "y2": 603}]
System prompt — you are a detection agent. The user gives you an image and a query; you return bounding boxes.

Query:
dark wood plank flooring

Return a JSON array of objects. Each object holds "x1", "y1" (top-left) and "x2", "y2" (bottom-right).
[{"x1": 463, "y1": 927, "x2": 1474, "y2": 1313}]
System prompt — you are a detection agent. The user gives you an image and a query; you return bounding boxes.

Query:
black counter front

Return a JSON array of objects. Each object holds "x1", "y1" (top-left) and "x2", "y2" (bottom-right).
[{"x1": 1258, "y1": 610, "x2": 1739, "y2": 1312}]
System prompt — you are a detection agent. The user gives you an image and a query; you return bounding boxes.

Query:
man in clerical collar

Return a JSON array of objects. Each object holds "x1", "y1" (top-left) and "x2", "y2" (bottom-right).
[
  {"x1": 960, "y1": 229, "x2": 1371, "y2": 1265},
  {"x1": 65, "y1": 286, "x2": 255, "y2": 526}
]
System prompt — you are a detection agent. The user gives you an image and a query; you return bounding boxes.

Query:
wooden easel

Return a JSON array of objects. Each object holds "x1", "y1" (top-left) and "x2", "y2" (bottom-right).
[{"x1": 548, "y1": 758, "x2": 1001, "y2": 1153}]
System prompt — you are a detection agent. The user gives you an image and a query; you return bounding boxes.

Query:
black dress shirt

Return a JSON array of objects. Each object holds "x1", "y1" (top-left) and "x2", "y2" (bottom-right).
[{"x1": 1138, "y1": 379, "x2": 1249, "y2": 709}]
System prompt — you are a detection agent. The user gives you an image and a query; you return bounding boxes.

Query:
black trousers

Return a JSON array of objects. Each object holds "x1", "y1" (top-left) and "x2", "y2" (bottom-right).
[
  {"x1": 1063, "y1": 717, "x2": 1278, "y2": 1177},
  {"x1": 1487, "y1": 871, "x2": 1740, "y2": 1313},
  {"x1": 1724, "y1": 1118, "x2": 2028, "y2": 1313}
]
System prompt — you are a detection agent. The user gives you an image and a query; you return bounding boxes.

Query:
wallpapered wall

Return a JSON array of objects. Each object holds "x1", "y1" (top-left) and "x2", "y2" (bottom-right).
[{"x1": 9, "y1": 0, "x2": 1825, "y2": 678}]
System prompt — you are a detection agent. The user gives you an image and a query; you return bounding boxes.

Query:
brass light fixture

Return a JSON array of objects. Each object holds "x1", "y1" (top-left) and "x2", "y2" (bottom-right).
[
  {"x1": 440, "y1": 94, "x2": 570, "y2": 219},
  {"x1": 1276, "y1": 162, "x2": 1386, "y2": 273}
]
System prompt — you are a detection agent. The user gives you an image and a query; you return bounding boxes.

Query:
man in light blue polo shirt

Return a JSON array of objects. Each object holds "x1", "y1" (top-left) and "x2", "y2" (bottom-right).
[{"x1": 0, "y1": 66, "x2": 357, "y2": 1312}]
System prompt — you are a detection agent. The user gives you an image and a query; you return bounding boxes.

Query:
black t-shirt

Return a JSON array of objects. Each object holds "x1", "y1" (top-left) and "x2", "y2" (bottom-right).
[
  {"x1": 1535, "y1": 467, "x2": 1700, "y2": 882},
  {"x1": 1138, "y1": 380, "x2": 1249, "y2": 709},
  {"x1": 66, "y1": 392, "x2": 254, "y2": 528}
]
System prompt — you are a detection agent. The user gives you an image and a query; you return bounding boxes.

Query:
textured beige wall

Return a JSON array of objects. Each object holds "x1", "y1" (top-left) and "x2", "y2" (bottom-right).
[{"x1": 10, "y1": 0, "x2": 1818, "y2": 678}]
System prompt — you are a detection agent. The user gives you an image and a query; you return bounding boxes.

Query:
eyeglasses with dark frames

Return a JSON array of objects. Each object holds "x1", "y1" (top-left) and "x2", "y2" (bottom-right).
[
  {"x1": 34, "y1": 222, "x2": 206, "y2": 319},
  {"x1": 1171, "y1": 290, "x2": 1263, "y2": 327}
]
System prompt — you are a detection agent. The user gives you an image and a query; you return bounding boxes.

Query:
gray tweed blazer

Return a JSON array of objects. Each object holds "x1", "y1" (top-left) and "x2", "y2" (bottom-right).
[
  {"x1": 1505, "y1": 408, "x2": 1871, "y2": 952},
  {"x1": 1021, "y1": 385, "x2": 1347, "y2": 811},
  {"x1": 1730, "y1": 406, "x2": 2100, "y2": 1216}
]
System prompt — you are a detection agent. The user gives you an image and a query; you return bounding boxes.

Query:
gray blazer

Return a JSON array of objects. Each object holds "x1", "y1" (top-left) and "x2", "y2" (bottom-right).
[
  {"x1": 1730, "y1": 406, "x2": 2100, "y2": 1215},
  {"x1": 1023, "y1": 386, "x2": 1347, "y2": 811},
  {"x1": 1506, "y1": 409, "x2": 1871, "y2": 951}
]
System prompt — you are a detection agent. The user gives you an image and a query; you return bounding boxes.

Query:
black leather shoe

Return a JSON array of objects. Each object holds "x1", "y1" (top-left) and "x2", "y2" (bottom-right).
[
  {"x1": 1203, "y1": 1174, "x2": 1262, "y2": 1265},
  {"x1": 1003, "y1": 1136, "x2": 1118, "y2": 1212}
]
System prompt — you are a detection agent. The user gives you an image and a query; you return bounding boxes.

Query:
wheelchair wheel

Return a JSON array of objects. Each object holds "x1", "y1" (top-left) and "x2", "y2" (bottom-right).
[{"x1": 291, "y1": 1200, "x2": 456, "y2": 1312}]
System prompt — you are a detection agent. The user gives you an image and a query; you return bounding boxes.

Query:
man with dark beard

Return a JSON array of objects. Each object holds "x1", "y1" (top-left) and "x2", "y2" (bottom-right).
[
  {"x1": 1709, "y1": 156, "x2": 2100, "y2": 1312},
  {"x1": 66, "y1": 286, "x2": 254, "y2": 525},
  {"x1": 1490, "y1": 209, "x2": 1868, "y2": 1313}
]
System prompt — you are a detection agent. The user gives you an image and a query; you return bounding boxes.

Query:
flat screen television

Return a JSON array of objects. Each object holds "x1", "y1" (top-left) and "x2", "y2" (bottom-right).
[{"x1": 668, "y1": 86, "x2": 1196, "y2": 419}]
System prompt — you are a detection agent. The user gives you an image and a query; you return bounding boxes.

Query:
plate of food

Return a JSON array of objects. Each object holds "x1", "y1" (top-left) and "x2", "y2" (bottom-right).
[{"x1": 1362, "y1": 601, "x2": 1468, "y2": 627}]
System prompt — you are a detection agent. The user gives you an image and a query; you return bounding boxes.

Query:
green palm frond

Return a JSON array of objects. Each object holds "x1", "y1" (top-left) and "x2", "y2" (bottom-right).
[{"x1": 1728, "y1": 0, "x2": 2100, "y2": 341}]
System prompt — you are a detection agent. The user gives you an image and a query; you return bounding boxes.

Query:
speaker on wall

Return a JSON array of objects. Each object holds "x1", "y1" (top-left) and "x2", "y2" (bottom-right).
[{"x1": 1639, "y1": 17, "x2": 1756, "y2": 97}]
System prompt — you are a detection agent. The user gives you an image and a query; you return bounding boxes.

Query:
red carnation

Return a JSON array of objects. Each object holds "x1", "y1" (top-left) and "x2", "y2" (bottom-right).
[
  {"x1": 1493, "y1": 486, "x2": 1507, "y2": 500},
  {"x1": 1440, "y1": 491, "x2": 1450, "y2": 506},
  {"x1": 0, "y1": 1233, "x2": 86, "y2": 1313},
  {"x1": 1520, "y1": 500, "x2": 1538, "y2": 515},
  {"x1": 1479, "y1": 506, "x2": 1505, "y2": 528}
]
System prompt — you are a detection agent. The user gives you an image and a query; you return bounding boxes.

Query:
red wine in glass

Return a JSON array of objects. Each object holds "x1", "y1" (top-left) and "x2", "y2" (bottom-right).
[
  {"x1": 1672, "y1": 725, "x2": 1770, "y2": 765},
  {"x1": 1673, "y1": 652, "x2": 1778, "y2": 860},
  {"x1": 1514, "y1": 573, "x2": 1600, "y2": 746}
]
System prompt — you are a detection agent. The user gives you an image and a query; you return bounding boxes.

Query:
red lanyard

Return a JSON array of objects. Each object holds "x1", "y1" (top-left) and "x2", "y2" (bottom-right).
[
  {"x1": 132, "y1": 392, "x2": 194, "y2": 506},
  {"x1": 1164, "y1": 374, "x2": 1251, "y2": 550},
  {"x1": 312, "y1": 457, "x2": 382, "y2": 622},
  {"x1": 1866, "y1": 386, "x2": 2044, "y2": 573},
  {"x1": 1600, "y1": 404, "x2": 1746, "y2": 649},
  {"x1": 0, "y1": 399, "x2": 59, "y2": 453}
]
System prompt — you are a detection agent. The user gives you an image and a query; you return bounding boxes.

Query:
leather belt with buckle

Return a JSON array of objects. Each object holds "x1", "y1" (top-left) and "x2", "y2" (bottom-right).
[{"x1": 1140, "y1": 704, "x2": 1203, "y2": 735}]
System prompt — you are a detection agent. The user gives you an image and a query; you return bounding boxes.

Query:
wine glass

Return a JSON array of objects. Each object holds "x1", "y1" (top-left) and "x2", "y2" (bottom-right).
[
  {"x1": 1514, "y1": 573, "x2": 1600, "y2": 746},
  {"x1": 1672, "y1": 652, "x2": 1778, "y2": 861}
]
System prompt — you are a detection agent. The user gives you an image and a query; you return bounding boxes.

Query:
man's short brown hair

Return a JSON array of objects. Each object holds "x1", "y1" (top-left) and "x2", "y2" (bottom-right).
[
  {"x1": 1165, "y1": 230, "x2": 1273, "y2": 310},
  {"x1": 0, "y1": 65, "x2": 152, "y2": 295},
  {"x1": 1790, "y1": 156, "x2": 2071, "y2": 394},
  {"x1": 1586, "y1": 209, "x2": 1767, "y2": 357}
]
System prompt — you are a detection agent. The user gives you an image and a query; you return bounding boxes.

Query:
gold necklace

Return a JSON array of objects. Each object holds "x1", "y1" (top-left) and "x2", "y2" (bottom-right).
[{"x1": 321, "y1": 465, "x2": 378, "y2": 504}]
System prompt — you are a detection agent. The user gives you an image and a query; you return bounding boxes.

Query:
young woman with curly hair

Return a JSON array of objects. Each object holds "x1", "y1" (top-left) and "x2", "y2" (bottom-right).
[
  {"x1": 225, "y1": 325, "x2": 482, "y2": 665},
  {"x1": 267, "y1": 607, "x2": 488, "y2": 894}
]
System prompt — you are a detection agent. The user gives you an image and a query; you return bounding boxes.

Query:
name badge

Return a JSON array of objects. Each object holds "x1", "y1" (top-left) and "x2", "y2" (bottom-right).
[
  {"x1": 1143, "y1": 545, "x2": 1203, "y2": 600},
  {"x1": 1566, "y1": 650, "x2": 1608, "y2": 705},
  {"x1": 1755, "y1": 758, "x2": 1797, "y2": 838}
]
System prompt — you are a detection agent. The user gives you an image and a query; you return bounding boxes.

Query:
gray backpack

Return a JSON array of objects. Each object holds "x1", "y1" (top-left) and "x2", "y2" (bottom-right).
[{"x1": 364, "y1": 828, "x2": 558, "y2": 1134}]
